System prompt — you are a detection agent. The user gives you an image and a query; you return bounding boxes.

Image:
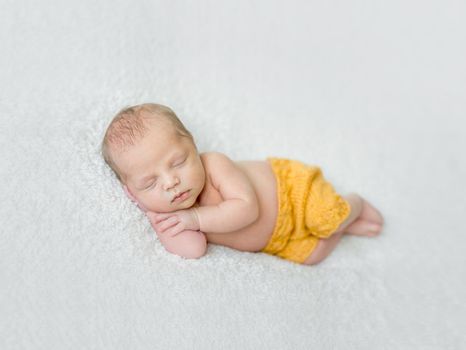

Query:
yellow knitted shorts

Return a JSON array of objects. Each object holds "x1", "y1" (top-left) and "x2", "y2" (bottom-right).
[{"x1": 261, "y1": 158, "x2": 351, "y2": 264}]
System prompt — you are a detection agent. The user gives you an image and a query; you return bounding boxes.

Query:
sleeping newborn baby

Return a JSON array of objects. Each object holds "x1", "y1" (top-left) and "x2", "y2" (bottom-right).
[{"x1": 101, "y1": 103, "x2": 384, "y2": 265}]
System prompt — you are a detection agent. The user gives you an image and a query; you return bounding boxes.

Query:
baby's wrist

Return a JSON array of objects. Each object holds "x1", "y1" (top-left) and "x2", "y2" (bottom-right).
[{"x1": 192, "y1": 207, "x2": 201, "y2": 231}]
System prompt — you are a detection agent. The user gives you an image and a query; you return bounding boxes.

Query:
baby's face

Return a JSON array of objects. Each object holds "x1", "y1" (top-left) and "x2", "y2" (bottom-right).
[{"x1": 112, "y1": 123, "x2": 205, "y2": 213}]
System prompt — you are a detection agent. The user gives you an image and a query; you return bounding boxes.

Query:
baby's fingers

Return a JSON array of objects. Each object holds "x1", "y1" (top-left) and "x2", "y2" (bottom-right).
[
  {"x1": 165, "y1": 222, "x2": 185, "y2": 237},
  {"x1": 147, "y1": 212, "x2": 171, "y2": 224},
  {"x1": 157, "y1": 216, "x2": 179, "y2": 233}
]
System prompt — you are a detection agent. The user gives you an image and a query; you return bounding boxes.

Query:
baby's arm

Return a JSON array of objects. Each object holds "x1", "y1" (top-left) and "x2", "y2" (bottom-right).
[
  {"x1": 194, "y1": 152, "x2": 259, "y2": 234},
  {"x1": 145, "y1": 153, "x2": 258, "y2": 236},
  {"x1": 155, "y1": 228, "x2": 207, "y2": 259},
  {"x1": 123, "y1": 186, "x2": 207, "y2": 259},
  {"x1": 146, "y1": 209, "x2": 208, "y2": 259}
]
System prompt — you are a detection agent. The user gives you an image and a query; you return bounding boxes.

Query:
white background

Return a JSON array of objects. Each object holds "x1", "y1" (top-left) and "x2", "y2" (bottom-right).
[{"x1": 1, "y1": 1, "x2": 465, "y2": 349}]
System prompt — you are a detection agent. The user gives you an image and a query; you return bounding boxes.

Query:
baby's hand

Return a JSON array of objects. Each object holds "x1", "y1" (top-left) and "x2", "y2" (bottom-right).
[{"x1": 146, "y1": 209, "x2": 200, "y2": 237}]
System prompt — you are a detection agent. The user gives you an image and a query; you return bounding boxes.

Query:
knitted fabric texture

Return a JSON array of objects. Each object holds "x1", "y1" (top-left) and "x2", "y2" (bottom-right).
[{"x1": 261, "y1": 157, "x2": 350, "y2": 264}]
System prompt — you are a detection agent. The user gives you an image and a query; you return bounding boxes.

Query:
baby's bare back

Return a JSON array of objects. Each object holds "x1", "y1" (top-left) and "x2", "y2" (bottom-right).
[{"x1": 197, "y1": 158, "x2": 278, "y2": 252}]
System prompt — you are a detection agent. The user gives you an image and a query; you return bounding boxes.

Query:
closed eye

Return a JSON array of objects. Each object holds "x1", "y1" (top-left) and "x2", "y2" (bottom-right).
[
  {"x1": 144, "y1": 180, "x2": 157, "y2": 190},
  {"x1": 174, "y1": 158, "x2": 187, "y2": 167}
]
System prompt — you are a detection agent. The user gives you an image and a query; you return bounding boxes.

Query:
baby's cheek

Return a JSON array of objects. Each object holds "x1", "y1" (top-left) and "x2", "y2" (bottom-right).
[
  {"x1": 138, "y1": 192, "x2": 170, "y2": 213},
  {"x1": 137, "y1": 201, "x2": 150, "y2": 213},
  {"x1": 139, "y1": 195, "x2": 165, "y2": 213},
  {"x1": 132, "y1": 196, "x2": 150, "y2": 212}
]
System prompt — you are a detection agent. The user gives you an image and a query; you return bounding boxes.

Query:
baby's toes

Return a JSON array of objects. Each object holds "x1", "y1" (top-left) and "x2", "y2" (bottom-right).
[{"x1": 368, "y1": 223, "x2": 382, "y2": 236}]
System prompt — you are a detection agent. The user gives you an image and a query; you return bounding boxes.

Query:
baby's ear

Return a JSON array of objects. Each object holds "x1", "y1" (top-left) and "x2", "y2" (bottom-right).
[{"x1": 123, "y1": 185, "x2": 138, "y2": 203}]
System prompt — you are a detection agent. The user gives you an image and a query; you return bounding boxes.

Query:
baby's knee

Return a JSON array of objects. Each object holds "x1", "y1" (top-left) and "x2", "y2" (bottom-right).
[
  {"x1": 185, "y1": 231, "x2": 208, "y2": 259},
  {"x1": 302, "y1": 239, "x2": 329, "y2": 265},
  {"x1": 302, "y1": 232, "x2": 344, "y2": 265},
  {"x1": 302, "y1": 252, "x2": 326, "y2": 265}
]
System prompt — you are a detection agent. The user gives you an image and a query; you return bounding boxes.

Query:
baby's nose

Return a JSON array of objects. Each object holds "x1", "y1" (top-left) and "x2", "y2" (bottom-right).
[{"x1": 163, "y1": 176, "x2": 180, "y2": 191}]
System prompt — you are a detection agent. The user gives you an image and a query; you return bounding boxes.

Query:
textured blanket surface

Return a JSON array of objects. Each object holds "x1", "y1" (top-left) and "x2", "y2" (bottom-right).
[{"x1": 1, "y1": 1, "x2": 465, "y2": 349}]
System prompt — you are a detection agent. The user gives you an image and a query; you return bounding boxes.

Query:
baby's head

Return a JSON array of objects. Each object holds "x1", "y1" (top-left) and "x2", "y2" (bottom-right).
[{"x1": 101, "y1": 103, "x2": 206, "y2": 213}]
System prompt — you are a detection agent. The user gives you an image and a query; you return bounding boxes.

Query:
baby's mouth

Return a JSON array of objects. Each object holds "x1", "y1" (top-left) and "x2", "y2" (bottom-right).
[{"x1": 172, "y1": 190, "x2": 190, "y2": 203}]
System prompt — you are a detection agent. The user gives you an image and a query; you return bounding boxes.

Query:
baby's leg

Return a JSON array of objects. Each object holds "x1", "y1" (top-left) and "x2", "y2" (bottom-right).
[
  {"x1": 302, "y1": 231, "x2": 344, "y2": 265},
  {"x1": 302, "y1": 193, "x2": 383, "y2": 265},
  {"x1": 302, "y1": 193, "x2": 361, "y2": 265},
  {"x1": 342, "y1": 194, "x2": 384, "y2": 237}
]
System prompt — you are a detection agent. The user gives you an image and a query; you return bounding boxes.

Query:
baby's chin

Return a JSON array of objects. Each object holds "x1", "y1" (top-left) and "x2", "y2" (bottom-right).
[
  {"x1": 171, "y1": 194, "x2": 198, "y2": 210},
  {"x1": 145, "y1": 195, "x2": 198, "y2": 213}
]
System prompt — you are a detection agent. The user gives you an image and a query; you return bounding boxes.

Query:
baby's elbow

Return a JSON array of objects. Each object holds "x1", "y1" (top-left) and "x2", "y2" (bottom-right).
[
  {"x1": 163, "y1": 230, "x2": 207, "y2": 259},
  {"x1": 183, "y1": 234, "x2": 207, "y2": 259}
]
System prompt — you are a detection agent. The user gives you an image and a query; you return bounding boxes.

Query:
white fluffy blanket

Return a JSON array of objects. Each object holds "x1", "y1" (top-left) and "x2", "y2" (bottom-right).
[{"x1": 1, "y1": 1, "x2": 465, "y2": 349}]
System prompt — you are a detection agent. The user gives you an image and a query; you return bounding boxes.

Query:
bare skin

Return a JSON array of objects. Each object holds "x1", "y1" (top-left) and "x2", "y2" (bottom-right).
[
  {"x1": 148, "y1": 155, "x2": 384, "y2": 265},
  {"x1": 302, "y1": 194, "x2": 384, "y2": 265},
  {"x1": 109, "y1": 116, "x2": 384, "y2": 265}
]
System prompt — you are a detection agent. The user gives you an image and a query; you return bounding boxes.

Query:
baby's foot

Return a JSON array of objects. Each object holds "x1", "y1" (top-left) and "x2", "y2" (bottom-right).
[
  {"x1": 359, "y1": 198, "x2": 384, "y2": 226},
  {"x1": 344, "y1": 219, "x2": 382, "y2": 237}
]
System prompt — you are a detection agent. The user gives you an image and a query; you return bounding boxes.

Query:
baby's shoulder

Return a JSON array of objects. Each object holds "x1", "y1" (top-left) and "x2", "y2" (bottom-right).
[
  {"x1": 199, "y1": 152, "x2": 241, "y2": 186},
  {"x1": 199, "y1": 151, "x2": 233, "y2": 166}
]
